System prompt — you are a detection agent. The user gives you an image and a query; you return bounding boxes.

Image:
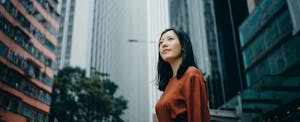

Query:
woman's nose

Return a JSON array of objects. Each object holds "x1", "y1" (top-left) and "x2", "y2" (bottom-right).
[{"x1": 161, "y1": 41, "x2": 168, "y2": 47}]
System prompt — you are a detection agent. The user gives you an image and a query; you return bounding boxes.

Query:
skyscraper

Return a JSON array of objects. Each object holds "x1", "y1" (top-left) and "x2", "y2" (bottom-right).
[
  {"x1": 55, "y1": 0, "x2": 92, "y2": 73},
  {"x1": 55, "y1": 0, "x2": 76, "y2": 70},
  {"x1": 0, "y1": 0, "x2": 59, "y2": 121},
  {"x1": 168, "y1": 0, "x2": 211, "y2": 80},
  {"x1": 147, "y1": 0, "x2": 170, "y2": 121},
  {"x1": 205, "y1": 0, "x2": 248, "y2": 109},
  {"x1": 220, "y1": 0, "x2": 300, "y2": 121},
  {"x1": 90, "y1": 0, "x2": 149, "y2": 121}
]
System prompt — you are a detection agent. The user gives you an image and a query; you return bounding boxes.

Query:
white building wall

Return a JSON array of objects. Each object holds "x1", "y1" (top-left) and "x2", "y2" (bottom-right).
[{"x1": 146, "y1": 0, "x2": 170, "y2": 121}]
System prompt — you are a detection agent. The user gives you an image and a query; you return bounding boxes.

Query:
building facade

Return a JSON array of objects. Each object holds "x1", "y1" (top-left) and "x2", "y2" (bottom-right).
[
  {"x1": 55, "y1": 0, "x2": 92, "y2": 73},
  {"x1": 146, "y1": 0, "x2": 170, "y2": 121},
  {"x1": 55, "y1": 0, "x2": 75, "y2": 70},
  {"x1": 0, "y1": 0, "x2": 59, "y2": 121},
  {"x1": 90, "y1": 0, "x2": 149, "y2": 121},
  {"x1": 220, "y1": 0, "x2": 300, "y2": 121},
  {"x1": 168, "y1": 0, "x2": 211, "y2": 80},
  {"x1": 206, "y1": 0, "x2": 248, "y2": 109}
]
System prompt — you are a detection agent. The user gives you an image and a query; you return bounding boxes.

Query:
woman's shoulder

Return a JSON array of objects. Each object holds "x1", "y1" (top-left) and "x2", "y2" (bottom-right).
[
  {"x1": 185, "y1": 66, "x2": 202, "y2": 76},
  {"x1": 182, "y1": 66, "x2": 203, "y2": 79},
  {"x1": 182, "y1": 66, "x2": 206, "y2": 86}
]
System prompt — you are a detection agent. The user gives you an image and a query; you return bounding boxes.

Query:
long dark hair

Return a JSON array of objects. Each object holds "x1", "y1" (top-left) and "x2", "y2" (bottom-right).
[{"x1": 157, "y1": 28, "x2": 197, "y2": 91}]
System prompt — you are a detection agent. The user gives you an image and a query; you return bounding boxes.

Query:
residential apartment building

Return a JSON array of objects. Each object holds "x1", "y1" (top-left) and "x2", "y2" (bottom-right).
[{"x1": 0, "y1": 0, "x2": 59, "y2": 121}]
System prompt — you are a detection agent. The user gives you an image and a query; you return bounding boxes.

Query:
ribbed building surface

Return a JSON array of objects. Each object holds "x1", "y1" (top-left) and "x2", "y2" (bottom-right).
[
  {"x1": 55, "y1": 0, "x2": 92, "y2": 73},
  {"x1": 55, "y1": 0, "x2": 75, "y2": 70},
  {"x1": 0, "y1": 0, "x2": 59, "y2": 121},
  {"x1": 146, "y1": 0, "x2": 169, "y2": 121}
]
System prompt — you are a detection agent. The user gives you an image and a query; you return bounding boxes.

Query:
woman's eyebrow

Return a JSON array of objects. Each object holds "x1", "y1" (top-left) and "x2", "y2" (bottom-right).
[{"x1": 160, "y1": 35, "x2": 172, "y2": 41}]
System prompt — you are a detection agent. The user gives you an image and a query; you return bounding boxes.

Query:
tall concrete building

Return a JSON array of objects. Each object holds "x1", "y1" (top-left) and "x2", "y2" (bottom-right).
[
  {"x1": 203, "y1": 0, "x2": 248, "y2": 109},
  {"x1": 55, "y1": 0, "x2": 76, "y2": 70},
  {"x1": 0, "y1": 0, "x2": 59, "y2": 121},
  {"x1": 90, "y1": 0, "x2": 149, "y2": 122},
  {"x1": 55, "y1": 0, "x2": 92, "y2": 73},
  {"x1": 146, "y1": 0, "x2": 170, "y2": 122},
  {"x1": 169, "y1": 0, "x2": 211, "y2": 78}
]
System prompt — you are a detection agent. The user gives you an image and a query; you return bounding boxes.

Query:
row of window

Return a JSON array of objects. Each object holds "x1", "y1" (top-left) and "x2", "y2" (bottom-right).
[
  {"x1": 1, "y1": 0, "x2": 57, "y2": 50},
  {"x1": 239, "y1": 0, "x2": 286, "y2": 46},
  {"x1": 0, "y1": 13, "x2": 54, "y2": 69},
  {"x1": 1, "y1": 0, "x2": 16, "y2": 16},
  {"x1": 245, "y1": 30, "x2": 300, "y2": 86},
  {"x1": 37, "y1": 0, "x2": 60, "y2": 23},
  {"x1": 32, "y1": 9, "x2": 58, "y2": 37},
  {"x1": 20, "y1": 0, "x2": 34, "y2": 14},
  {"x1": 16, "y1": 12, "x2": 31, "y2": 31},
  {"x1": 0, "y1": 92, "x2": 49, "y2": 122},
  {"x1": 242, "y1": 9, "x2": 293, "y2": 68},
  {"x1": 0, "y1": 40, "x2": 53, "y2": 87},
  {"x1": 0, "y1": 62, "x2": 51, "y2": 105},
  {"x1": 22, "y1": 0, "x2": 59, "y2": 37}
]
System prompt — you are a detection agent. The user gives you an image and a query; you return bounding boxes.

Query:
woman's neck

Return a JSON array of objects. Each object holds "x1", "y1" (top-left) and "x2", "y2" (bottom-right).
[{"x1": 169, "y1": 57, "x2": 182, "y2": 77}]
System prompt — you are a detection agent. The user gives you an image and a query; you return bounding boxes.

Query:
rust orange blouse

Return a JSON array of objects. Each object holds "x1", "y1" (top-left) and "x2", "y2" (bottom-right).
[{"x1": 155, "y1": 66, "x2": 210, "y2": 122}]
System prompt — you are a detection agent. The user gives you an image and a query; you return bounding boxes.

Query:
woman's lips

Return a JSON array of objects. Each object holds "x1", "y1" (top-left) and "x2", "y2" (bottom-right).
[{"x1": 162, "y1": 49, "x2": 171, "y2": 54}]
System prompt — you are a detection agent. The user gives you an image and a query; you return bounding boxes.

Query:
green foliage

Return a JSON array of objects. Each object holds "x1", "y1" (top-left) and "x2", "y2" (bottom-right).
[{"x1": 50, "y1": 67, "x2": 127, "y2": 122}]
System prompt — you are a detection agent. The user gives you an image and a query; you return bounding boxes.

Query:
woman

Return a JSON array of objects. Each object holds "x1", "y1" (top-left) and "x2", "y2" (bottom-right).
[{"x1": 155, "y1": 28, "x2": 210, "y2": 122}]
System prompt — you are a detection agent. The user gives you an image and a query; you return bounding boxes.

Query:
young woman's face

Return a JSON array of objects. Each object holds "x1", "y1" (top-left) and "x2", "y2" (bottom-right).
[{"x1": 159, "y1": 30, "x2": 182, "y2": 63}]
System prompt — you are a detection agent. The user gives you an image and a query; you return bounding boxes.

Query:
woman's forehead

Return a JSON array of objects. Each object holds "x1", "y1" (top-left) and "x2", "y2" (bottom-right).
[{"x1": 161, "y1": 31, "x2": 176, "y2": 39}]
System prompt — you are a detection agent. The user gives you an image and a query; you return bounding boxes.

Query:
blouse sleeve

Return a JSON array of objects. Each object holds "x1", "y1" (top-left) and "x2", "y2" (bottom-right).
[{"x1": 184, "y1": 74, "x2": 210, "y2": 122}]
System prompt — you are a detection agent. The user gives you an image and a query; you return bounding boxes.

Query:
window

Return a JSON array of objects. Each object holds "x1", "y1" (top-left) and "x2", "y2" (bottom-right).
[
  {"x1": 44, "y1": 39, "x2": 56, "y2": 52},
  {"x1": 5, "y1": 69, "x2": 22, "y2": 89},
  {"x1": 10, "y1": 98, "x2": 19, "y2": 112},
  {"x1": 1, "y1": 0, "x2": 16, "y2": 16},
  {"x1": 40, "y1": 73, "x2": 53, "y2": 87},
  {"x1": 16, "y1": 12, "x2": 31, "y2": 31},
  {"x1": 70, "y1": 6, "x2": 75, "y2": 12},
  {"x1": 14, "y1": 28, "x2": 30, "y2": 49},
  {"x1": 0, "y1": 13, "x2": 13, "y2": 36},
  {"x1": 0, "y1": 41, "x2": 8, "y2": 57},
  {"x1": 8, "y1": 50, "x2": 26, "y2": 69},
  {"x1": 34, "y1": 11, "x2": 46, "y2": 25},
  {"x1": 20, "y1": 0, "x2": 34, "y2": 14},
  {"x1": 1, "y1": 95, "x2": 10, "y2": 109},
  {"x1": 31, "y1": 25, "x2": 44, "y2": 42},
  {"x1": 43, "y1": 56, "x2": 53, "y2": 69}
]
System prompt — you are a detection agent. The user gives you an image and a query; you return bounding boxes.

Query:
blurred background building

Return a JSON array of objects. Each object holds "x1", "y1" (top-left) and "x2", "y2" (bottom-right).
[
  {"x1": 146, "y1": 0, "x2": 169, "y2": 122},
  {"x1": 168, "y1": 0, "x2": 248, "y2": 110},
  {"x1": 218, "y1": 0, "x2": 300, "y2": 121},
  {"x1": 168, "y1": 0, "x2": 300, "y2": 121},
  {"x1": 0, "y1": 0, "x2": 59, "y2": 121},
  {"x1": 55, "y1": 0, "x2": 92, "y2": 74},
  {"x1": 90, "y1": 0, "x2": 149, "y2": 122}
]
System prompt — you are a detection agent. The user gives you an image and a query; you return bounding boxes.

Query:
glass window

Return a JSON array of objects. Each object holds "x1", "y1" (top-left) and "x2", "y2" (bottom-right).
[
  {"x1": 44, "y1": 39, "x2": 56, "y2": 52},
  {"x1": 16, "y1": 12, "x2": 31, "y2": 31},
  {"x1": 0, "y1": 41, "x2": 8, "y2": 57},
  {"x1": 2, "y1": 0, "x2": 16, "y2": 16}
]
